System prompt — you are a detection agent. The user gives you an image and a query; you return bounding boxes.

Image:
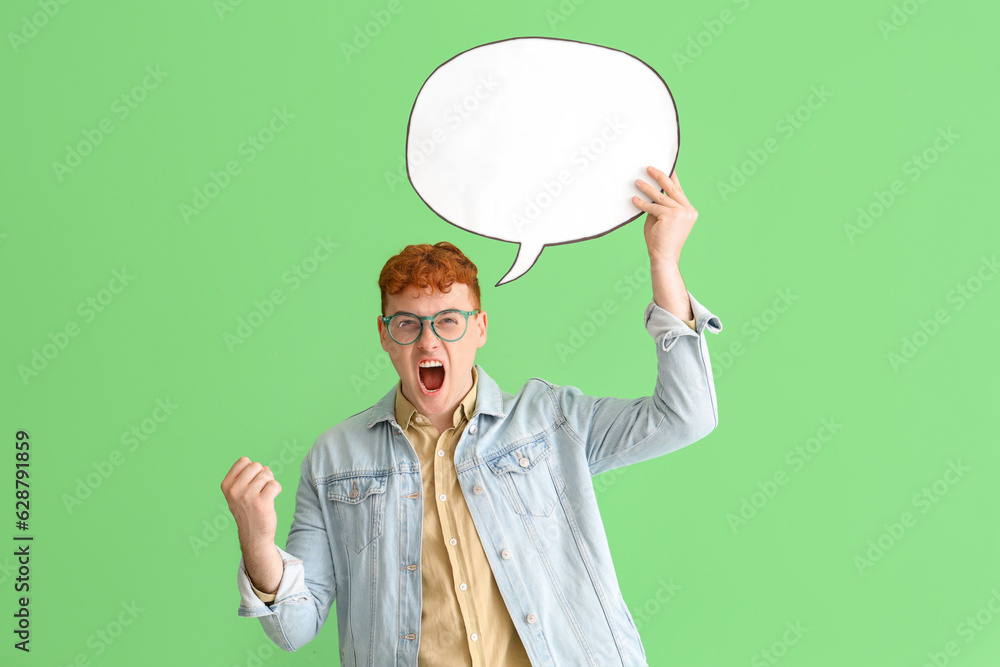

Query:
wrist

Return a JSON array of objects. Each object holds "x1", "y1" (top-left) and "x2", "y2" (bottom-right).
[
  {"x1": 239, "y1": 530, "x2": 276, "y2": 554},
  {"x1": 648, "y1": 251, "x2": 680, "y2": 268}
]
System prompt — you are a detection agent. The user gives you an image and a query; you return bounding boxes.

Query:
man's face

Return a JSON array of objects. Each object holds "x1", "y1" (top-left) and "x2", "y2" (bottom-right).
[{"x1": 378, "y1": 283, "x2": 487, "y2": 421}]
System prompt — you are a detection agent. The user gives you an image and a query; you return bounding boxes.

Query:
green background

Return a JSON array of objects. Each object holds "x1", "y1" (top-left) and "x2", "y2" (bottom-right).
[{"x1": 2, "y1": 0, "x2": 997, "y2": 665}]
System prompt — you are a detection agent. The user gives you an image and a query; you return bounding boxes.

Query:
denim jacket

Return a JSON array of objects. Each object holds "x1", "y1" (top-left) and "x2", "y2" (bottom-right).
[{"x1": 236, "y1": 293, "x2": 723, "y2": 666}]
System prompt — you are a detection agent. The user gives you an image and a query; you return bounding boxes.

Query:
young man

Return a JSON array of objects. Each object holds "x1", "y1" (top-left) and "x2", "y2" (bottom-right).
[{"x1": 221, "y1": 166, "x2": 723, "y2": 666}]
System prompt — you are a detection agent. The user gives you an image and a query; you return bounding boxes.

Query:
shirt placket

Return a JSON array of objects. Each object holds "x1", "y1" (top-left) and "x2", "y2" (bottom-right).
[{"x1": 433, "y1": 420, "x2": 487, "y2": 666}]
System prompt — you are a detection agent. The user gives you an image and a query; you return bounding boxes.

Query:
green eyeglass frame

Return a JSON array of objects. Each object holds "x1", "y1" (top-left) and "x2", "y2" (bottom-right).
[{"x1": 379, "y1": 309, "x2": 481, "y2": 345}]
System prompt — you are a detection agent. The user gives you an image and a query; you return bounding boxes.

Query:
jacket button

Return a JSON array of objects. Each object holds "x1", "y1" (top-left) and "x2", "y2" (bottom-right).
[
  {"x1": 501, "y1": 549, "x2": 512, "y2": 559},
  {"x1": 403, "y1": 633, "x2": 416, "y2": 639},
  {"x1": 527, "y1": 613, "x2": 537, "y2": 624},
  {"x1": 473, "y1": 485, "x2": 484, "y2": 494},
  {"x1": 405, "y1": 564, "x2": 417, "y2": 571},
  {"x1": 518, "y1": 457, "x2": 529, "y2": 467},
  {"x1": 469, "y1": 424, "x2": 478, "y2": 434}
]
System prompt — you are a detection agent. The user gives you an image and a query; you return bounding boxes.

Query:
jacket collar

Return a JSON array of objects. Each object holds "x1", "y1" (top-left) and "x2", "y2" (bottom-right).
[{"x1": 367, "y1": 364, "x2": 505, "y2": 429}]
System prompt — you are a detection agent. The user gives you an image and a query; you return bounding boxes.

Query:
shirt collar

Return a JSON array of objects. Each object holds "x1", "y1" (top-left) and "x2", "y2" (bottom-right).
[
  {"x1": 393, "y1": 366, "x2": 479, "y2": 431},
  {"x1": 370, "y1": 364, "x2": 504, "y2": 429}
]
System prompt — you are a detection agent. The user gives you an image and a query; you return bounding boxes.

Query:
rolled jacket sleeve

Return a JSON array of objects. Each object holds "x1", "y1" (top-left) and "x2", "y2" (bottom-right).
[
  {"x1": 645, "y1": 290, "x2": 722, "y2": 349},
  {"x1": 250, "y1": 579, "x2": 277, "y2": 604},
  {"x1": 553, "y1": 290, "x2": 723, "y2": 476},
  {"x1": 236, "y1": 546, "x2": 307, "y2": 614}
]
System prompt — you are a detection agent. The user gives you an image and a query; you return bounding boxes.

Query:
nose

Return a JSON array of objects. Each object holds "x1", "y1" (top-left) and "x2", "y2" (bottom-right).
[{"x1": 415, "y1": 320, "x2": 440, "y2": 349}]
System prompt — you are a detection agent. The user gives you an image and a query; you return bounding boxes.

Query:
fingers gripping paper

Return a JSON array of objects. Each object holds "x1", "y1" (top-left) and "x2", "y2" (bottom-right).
[{"x1": 406, "y1": 37, "x2": 679, "y2": 285}]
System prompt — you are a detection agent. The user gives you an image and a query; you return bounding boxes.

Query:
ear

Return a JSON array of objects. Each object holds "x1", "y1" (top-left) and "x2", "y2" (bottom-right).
[
  {"x1": 475, "y1": 311, "x2": 488, "y2": 349},
  {"x1": 378, "y1": 316, "x2": 390, "y2": 353}
]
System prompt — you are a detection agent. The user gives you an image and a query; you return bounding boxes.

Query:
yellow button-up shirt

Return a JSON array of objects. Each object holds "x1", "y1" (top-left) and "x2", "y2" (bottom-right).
[{"x1": 395, "y1": 366, "x2": 532, "y2": 666}]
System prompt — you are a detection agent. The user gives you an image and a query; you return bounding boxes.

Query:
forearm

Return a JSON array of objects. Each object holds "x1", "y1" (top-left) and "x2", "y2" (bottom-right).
[
  {"x1": 242, "y1": 539, "x2": 283, "y2": 594},
  {"x1": 650, "y1": 256, "x2": 693, "y2": 322}
]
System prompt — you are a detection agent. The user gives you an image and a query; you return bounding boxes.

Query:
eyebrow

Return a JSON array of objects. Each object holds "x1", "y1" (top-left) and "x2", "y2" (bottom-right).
[{"x1": 387, "y1": 308, "x2": 466, "y2": 317}]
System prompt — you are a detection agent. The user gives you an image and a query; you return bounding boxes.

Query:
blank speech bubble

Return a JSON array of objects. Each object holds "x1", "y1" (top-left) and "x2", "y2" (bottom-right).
[{"x1": 406, "y1": 37, "x2": 679, "y2": 285}]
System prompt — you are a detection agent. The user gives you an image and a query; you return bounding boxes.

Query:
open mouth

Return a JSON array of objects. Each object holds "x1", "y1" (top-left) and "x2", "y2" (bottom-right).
[{"x1": 418, "y1": 360, "x2": 445, "y2": 393}]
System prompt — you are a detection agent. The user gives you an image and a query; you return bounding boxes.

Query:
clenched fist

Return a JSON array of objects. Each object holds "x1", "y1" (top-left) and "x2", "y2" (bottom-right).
[{"x1": 221, "y1": 456, "x2": 282, "y2": 549}]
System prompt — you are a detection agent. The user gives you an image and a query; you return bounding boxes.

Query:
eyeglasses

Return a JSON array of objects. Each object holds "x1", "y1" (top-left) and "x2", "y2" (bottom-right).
[{"x1": 379, "y1": 309, "x2": 480, "y2": 345}]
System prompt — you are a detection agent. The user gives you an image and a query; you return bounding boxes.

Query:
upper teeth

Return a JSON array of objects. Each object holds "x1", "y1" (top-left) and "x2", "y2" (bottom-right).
[{"x1": 419, "y1": 360, "x2": 442, "y2": 368}]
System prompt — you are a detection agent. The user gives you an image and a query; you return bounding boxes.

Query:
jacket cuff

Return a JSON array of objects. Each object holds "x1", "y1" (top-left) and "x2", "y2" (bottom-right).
[
  {"x1": 644, "y1": 291, "x2": 723, "y2": 352},
  {"x1": 251, "y1": 581, "x2": 277, "y2": 603},
  {"x1": 236, "y1": 545, "x2": 311, "y2": 618}
]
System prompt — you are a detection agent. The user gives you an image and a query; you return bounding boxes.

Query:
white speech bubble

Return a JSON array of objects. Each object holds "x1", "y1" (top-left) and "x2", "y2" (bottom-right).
[{"x1": 406, "y1": 37, "x2": 679, "y2": 285}]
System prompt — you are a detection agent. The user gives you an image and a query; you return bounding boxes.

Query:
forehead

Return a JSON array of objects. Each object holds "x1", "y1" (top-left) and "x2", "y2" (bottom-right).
[{"x1": 385, "y1": 283, "x2": 473, "y2": 314}]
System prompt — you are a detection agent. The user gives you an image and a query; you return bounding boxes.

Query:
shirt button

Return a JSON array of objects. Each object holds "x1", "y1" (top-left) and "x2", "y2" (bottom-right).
[
  {"x1": 473, "y1": 485, "x2": 484, "y2": 495},
  {"x1": 439, "y1": 494, "x2": 447, "y2": 502},
  {"x1": 518, "y1": 457, "x2": 530, "y2": 467},
  {"x1": 501, "y1": 549, "x2": 512, "y2": 559},
  {"x1": 415, "y1": 416, "x2": 423, "y2": 423},
  {"x1": 469, "y1": 424, "x2": 478, "y2": 434},
  {"x1": 527, "y1": 613, "x2": 537, "y2": 624},
  {"x1": 449, "y1": 538, "x2": 457, "y2": 546},
  {"x1": 437, "y1": 449, "x2": 445, "y2": 457},
  {"x1": 460, "y1": 583, "x2": 467, "y2": 591},
  {"x1": 471, "y1": 633, "x2": 478, "y2": 642}
]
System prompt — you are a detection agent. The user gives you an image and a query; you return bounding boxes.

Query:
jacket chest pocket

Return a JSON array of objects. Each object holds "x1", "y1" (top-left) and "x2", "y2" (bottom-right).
[
  {"x1": 326, "y1": 475, "x2": 387, "y2": 553},
  {"x1": 486, "y1": 437, "x2": 561, "y2": 518}
]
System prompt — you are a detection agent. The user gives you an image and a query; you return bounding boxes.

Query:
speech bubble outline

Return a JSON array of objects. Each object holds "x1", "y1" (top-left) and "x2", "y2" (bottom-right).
[{"x1": 405, "y1": 36, "x2": 679, "y2": 286}]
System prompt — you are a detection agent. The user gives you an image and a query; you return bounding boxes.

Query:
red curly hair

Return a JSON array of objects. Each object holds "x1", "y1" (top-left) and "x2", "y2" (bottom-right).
[{"x1": 378, "y1": 242, "x2": 481, "y2": 314}]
